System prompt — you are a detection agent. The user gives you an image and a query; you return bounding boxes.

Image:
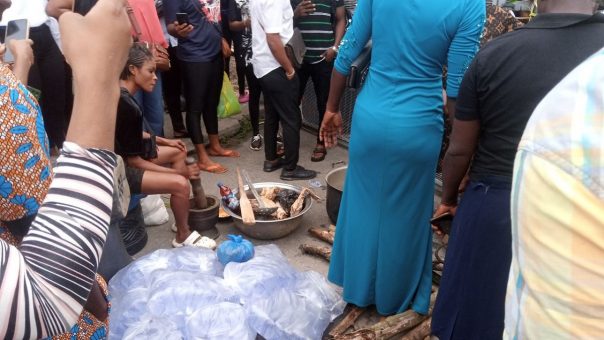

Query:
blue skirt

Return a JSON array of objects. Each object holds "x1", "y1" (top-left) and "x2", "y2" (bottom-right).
[{"x1": 432, "y1": 177, "x2": 512, "y2": 339}]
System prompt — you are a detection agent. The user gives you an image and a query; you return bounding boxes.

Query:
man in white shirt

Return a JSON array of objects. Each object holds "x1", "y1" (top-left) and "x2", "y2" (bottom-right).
[{"x1": 250, "y1": 0, "x2": 316, "y2": 180}]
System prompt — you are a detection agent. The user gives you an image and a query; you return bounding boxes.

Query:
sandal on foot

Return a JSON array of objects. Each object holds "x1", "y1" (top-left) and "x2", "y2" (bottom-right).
[
  {"x1": 199, "y1": 163, "x2": 228, "y2": 174},
  {"x1": 206, "y1": 148, "x2": 240, "y2": 158},
  {"x1": 172, "y1": 230, "x2": 217, "y2": 249},
  {"x1": 311, "y1": 145, "x2": 327, "y2": 162}
]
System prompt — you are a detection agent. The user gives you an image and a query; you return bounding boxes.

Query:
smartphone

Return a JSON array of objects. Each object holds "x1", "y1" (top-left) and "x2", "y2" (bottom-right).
[
  {"x1": 430, "y1": 212, "x2": 454, "y2": 235},
  {"x1": 4, "y1": 19, "x2": 30, "y2": 64},
  {"x1": 176, "y1": 13, "x2": 190, "y2": 25}
]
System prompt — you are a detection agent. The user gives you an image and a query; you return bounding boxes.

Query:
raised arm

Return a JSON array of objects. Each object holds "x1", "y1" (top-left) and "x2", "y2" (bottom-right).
[
  {"x1": 321, "y1": 0, "x2": 372, "y2": 147},
  {"x1": 0, "y1": 0, "x2": 131, "y2": 337},
  {"x1": 446, "y1": 0, "x2": 485, "y2": 99}
]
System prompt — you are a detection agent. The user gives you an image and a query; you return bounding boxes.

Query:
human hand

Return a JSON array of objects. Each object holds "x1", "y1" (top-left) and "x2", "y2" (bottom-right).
[
  {"x1": 187, "y1": 163, "x2": 200, "y2": 179},
  {"x1": 294, "y1": 0, "x2": 315, "y2": 18},
  {"x1": 319, "y1": 109, "x2": 343, "y2": 148},
  {"x1": 173, "y1": 21, "x2": 193, "y2": 38},
  {"x1": 431, "y1": 203, "x2": 457, "y2": 236},
  {"x1": 7, "y1": 39, "x2": 34, "y2": 66},
  {"x1": 322, "y1": 47, "x2": 336, "y2": 63},
  {"x1": 59, "y1": 0, "x2": 131, "y2": 88},
  {"x1": 168, "y1": 139, "x2": 186, "y2": 152}
]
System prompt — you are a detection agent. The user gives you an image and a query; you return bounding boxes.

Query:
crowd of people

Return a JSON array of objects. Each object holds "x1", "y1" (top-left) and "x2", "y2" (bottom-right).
[{"x1": 0, "y1": 0, "x2": 603, "y2": 338}]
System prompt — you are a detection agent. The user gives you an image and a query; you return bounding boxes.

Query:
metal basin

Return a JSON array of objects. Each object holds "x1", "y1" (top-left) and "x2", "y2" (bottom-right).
[
  {"x1": 222, "y1": 182, "x2": 313, "y2": 240},
  {"x1": 325, "y1": 166, "x2": 347, "y2": 224}
]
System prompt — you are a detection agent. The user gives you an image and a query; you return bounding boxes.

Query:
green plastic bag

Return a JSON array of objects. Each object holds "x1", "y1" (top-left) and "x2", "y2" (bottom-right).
[{"x1": 218, "y1": 72, "x2": 241, "y2": 118}]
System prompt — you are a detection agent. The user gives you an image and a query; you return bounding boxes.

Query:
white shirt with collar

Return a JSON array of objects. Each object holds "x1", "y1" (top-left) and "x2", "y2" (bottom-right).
[
  {"x1": 0, "y1": 0, "x2": 49, "y2": 27},
  {"x1": 250, "y1": 0, "x2": 293, "y2": 79}
]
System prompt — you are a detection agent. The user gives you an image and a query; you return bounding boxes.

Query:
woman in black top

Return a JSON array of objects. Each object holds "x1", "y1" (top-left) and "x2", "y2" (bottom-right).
[{"x1": 116, "y1": 43, "x2": 216, "y2": 249}]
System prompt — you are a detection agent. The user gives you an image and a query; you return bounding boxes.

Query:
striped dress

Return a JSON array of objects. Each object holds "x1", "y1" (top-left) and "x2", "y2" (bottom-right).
[{"x1": 0, "y1": 142, "x2": 117, "y2": 339}]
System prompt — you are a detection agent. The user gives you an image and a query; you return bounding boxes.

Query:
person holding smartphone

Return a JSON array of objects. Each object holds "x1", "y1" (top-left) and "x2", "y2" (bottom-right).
[
  {"x1": 165, "y1": 0, "x2": 240, "y2": 174},
  {"x1": 1, "y1": 0, "x2": 70, "y2": 153},
  {"x1": 0, "y1": 0, "x2": 132, "y2": 337}
]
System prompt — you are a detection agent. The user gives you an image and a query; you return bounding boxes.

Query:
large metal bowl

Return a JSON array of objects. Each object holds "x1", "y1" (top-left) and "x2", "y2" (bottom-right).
[{"x1": 221, "y1": 182, "x2": 313, "y2": 240}]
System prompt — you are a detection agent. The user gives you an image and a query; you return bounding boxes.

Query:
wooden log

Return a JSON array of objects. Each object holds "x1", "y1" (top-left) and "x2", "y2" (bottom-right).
[
  {"x1": 300, "y1": 244, "x2": 332, "y2": 261},
  {"x1": 308, "y1": 226, "x2": 335, "y2": 244},
  {"x1": 333, "y1": 292, "x2": 436, "y2": 340},
  {"x1": 400, "y1": 318, "x2": 431, "y2": 340},
  {"x1": 328, "y1": 306, "x2": 367, "y2": 338}
]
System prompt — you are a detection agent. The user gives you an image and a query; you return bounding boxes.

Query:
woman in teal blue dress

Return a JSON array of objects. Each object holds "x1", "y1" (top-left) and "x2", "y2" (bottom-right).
[{"x1": 320, "y1": 0, "x2": 485, "y2": 315}]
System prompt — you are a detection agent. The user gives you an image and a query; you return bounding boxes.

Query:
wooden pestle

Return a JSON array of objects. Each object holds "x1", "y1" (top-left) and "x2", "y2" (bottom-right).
[{"x1": 186, "y1": 158, "x2": 208, "y2": 209}]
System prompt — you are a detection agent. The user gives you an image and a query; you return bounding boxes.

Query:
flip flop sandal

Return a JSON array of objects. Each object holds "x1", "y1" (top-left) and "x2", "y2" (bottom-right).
[
  {"x1": 199, "y1": 163, "x2": 228, "y2": 174},
  {"x1": 205, "y1": 146, "x2": 241, "y2": 158},
  {"x1": 172, "y1": 230, "x2": 217, "y2": 249},
  {"x1": 311, "y1": 145, "x2": 327, "y2": 162}
]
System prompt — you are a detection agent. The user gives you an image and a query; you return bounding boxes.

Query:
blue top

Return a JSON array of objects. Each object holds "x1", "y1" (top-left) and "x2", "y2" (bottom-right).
[
  {"x1": 164, "y1": 0, "x2": 222, "y2": 62},
  {"x1": 334, "y1": 0, "x2": 484, "y2": 99}
]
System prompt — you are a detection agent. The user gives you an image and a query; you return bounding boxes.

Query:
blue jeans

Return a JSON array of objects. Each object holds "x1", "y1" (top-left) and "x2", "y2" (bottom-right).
[{"x1": 135, "y1": 72, "x2": 164, "y2": 136}]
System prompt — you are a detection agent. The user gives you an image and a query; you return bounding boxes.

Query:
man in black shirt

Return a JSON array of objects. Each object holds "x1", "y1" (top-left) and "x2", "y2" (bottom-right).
[{"x1": 432, "y1": 0, "x2": 604, "y2": 338}]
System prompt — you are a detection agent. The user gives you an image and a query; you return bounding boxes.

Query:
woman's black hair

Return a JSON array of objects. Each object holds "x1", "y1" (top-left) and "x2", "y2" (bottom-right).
[{"x1": 120, "y1": 43, "x2": 154, "y2": 80}]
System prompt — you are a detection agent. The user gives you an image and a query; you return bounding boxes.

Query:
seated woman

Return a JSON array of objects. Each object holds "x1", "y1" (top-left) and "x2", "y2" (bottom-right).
[
  {"x1": 116, "y1": 42, "x2": 215, "y2": 249},
  {"x1": 0, "y1": 0, "x2": 130, "y2": 337}
]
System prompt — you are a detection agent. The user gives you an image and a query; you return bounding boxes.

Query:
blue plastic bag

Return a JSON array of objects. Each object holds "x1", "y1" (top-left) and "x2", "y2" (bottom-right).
[{"x1": 217, "y1": 234, "x2": 254, "y2": 265}]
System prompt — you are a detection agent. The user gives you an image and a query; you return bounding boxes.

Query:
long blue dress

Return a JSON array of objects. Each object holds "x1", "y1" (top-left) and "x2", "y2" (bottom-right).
[{"x1": 328, "y1": 0, "x2": 485, "y2": 315}]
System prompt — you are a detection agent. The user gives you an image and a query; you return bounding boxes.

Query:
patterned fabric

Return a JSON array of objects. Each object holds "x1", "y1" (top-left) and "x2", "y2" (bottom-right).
[
  {"x1": 0, "y1": 63, "x2": 51, "y2": 223},
  {"x1": 0, "y1": 228, "x2": 110, "y2": 340},
  {"x1": 505, "y1": 48, "x2": 604, "y2": 339},
  {"x1": 1, "y1": 142, "x2": 117, "y2": 339},
  {"x1": 481, "y1": 5, "x2": 522, "y2": 46}
]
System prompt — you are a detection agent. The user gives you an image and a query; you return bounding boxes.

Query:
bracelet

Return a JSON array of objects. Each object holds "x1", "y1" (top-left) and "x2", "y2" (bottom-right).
[
  {"x1": 286, "y1": 70, "x2": 296, "y2": 78},
  {"x1": 331, "y1": 46, "x2": 339, "y2": 53}
]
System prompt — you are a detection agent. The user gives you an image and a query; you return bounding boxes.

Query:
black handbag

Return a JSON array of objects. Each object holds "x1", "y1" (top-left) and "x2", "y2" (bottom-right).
[
  {"x1": 346, "y1": 41, "x2": 371, "y2": 89},
  {"x1": 285, "y1": 27, "x2": 306, "y2": 69}
]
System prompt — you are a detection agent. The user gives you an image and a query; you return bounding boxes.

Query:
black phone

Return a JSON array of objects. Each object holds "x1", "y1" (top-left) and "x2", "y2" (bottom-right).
[
  {"x1": 176, "y1": 13, "x2": 190, "y2": 25},
  {"x1": 430, "y1": 212, "x2": 454, "y2": 235},
  {"x1": 4, "y1": 19, "x2": 30, "y2": 64}
]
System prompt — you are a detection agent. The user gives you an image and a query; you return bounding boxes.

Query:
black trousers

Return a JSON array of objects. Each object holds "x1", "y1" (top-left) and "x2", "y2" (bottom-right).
[
  {"x1": 162, "y1": 46, "x2": 186, "y2": 132},
  {"x1": 181, "y1": 55, "x2": 224, "y2": 144},
  {"x1": 297, "y1": 59, "x2": 333, "y2": 143},
  {"x1": 259, "y1": 68, "x2": 301, "y2": 170},
  {"x1": 232, "y1": 33, "x2": 247, "y2": 95},
  {"x1": 245, "y1": 64, "x2": 262, "y2": 136},
  {"x1": 27, "y1": 25, "x2": 69, "y2": 149}
]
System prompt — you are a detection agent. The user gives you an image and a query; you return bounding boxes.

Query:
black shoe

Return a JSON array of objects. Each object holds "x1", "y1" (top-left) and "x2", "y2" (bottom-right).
[
  {"x1": 263, "y1": 158, "x2": 286, "y2": 172},
  {"x1": 280, "y1": 166, "x2": 317, "y2": 181}
]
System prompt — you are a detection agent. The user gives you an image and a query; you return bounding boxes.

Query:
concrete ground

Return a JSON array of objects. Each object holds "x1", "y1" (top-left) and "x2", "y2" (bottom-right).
[
  {"x1": 134, "y1": 100, "x2": 437, "y2": 335},
  {"x1": 138, "y1": 106, "x2": 348, "y2": 280}
]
